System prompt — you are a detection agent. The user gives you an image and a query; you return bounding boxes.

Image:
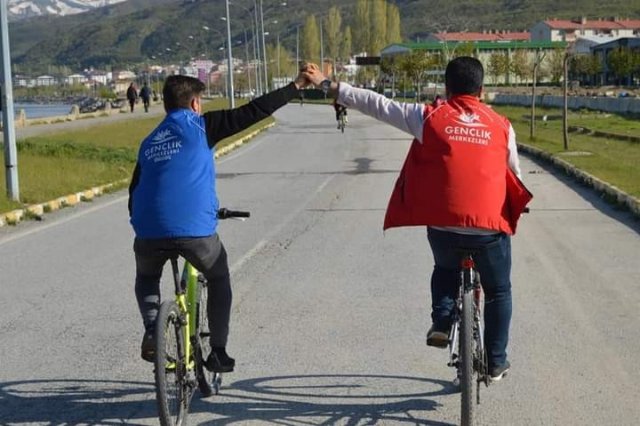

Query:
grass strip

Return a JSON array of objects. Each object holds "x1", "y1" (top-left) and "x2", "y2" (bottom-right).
[
  {"x1": 0, "y1": 98, "x2": 273, "y2": 214},
  {"x1": 493, "y1": 105, "x2": 640, "y2": 198}
]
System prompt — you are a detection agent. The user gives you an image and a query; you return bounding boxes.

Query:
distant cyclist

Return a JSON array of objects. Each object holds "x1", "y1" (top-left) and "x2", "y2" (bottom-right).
[
  {"x1": 302, "y1": 58, "x2": 532, "y2": 382},
  {"x1": 334, "y1": 101, "x2": 347, "y2": 129}
]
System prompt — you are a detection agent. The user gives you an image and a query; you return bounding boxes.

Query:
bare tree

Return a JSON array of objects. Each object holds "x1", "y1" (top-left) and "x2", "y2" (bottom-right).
[{"x1": 530, "y1": 50, "x2": 547, "y2": 139}]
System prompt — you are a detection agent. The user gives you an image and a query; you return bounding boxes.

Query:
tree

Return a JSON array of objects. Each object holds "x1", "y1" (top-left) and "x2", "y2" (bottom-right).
[
  {"x1": 369, "y1": 0, "x2": 387, "y2": 55},
  {"x1": 353, "y1": 0, "x2": 369, "y2": 54},
  {"x1": 608, "y1": 47, "x2": 635, "y2": 85},
  {"x1": 398, "y1": 50, "x2": 434, "y2": 101},
  {"x1": 453, "y1": 42, "x2": 476, "y2": 59},
  {"x1": 488, "y1": 52, "x2": 509, "y2": 84},
  {"x1": 324, "y1": 6, "x2": 342, "y2": 64},
  {"x1": 380, "y1": 55, "x2": 402, "y2": 97},
  {"x1": 266, "y1": 43, "x2": 295, "y2": 82},
  {"x1": 386, "y1": 3, "x2": 402, "y2": 45},
  {"x1": 301, "y1": 15, "x2": 320, "y2": 65},
  {"x1": 571, "y1": 54, "x2": 602, "y2": 85},
  {"x1": 511, "y1": 49, "x2": 530, "y2": 84},
  {"x1": 530, "y1": 50, "x2": 547, "y2": 139},
  {"x1": 340, "y1": 26, "x2": 353, "y2": 62},
  {"x1": 547, "y1": 48, "x2": 565, "y2": 84}
]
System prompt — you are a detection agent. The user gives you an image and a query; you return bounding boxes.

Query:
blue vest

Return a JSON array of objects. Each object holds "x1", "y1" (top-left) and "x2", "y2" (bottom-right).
[{"x1": 131, "y1": 109, "x2": 219, "y2": 238}]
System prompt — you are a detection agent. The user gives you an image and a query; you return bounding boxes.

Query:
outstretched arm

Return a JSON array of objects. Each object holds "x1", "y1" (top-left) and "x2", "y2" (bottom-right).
[
  {"x1": 203, "y1": 73, "x2": 309, "y2": 148},
  {"x1": 302, "y1": 63, "x2": 425, "y2": 142}
]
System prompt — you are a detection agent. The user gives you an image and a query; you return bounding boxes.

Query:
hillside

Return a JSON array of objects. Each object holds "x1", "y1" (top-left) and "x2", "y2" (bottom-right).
[{"x1": 8, "y1": 0, "x2": 640, "y2": 73}]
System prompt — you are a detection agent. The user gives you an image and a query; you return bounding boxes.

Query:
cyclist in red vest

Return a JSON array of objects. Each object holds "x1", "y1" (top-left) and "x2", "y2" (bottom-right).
[{"x1": 302, "y1": 57, "x2": 531, "y2": 382}]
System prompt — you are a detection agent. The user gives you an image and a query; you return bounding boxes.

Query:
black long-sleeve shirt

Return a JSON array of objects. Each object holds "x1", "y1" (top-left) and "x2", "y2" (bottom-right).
[{"x1": 128, "y1": 83, "x2": 300, "y2": 216}]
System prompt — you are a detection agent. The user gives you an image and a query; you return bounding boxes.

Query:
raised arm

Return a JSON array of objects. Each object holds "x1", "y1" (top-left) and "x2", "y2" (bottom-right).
[
  {"x1": 302, "y1": 63, "x2": 425, "y2": 142},
  {"x1": 203, "y1": 72, "x2": 308, "y2": 148}
]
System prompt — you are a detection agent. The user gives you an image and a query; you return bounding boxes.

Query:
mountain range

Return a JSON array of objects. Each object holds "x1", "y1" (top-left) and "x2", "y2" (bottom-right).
[
  {"x1": 7, "y1": 0, "x2": 640, "y2": 74},
  {"x1": 7, "y1": 0, "x2": 129, "y2": 20}
]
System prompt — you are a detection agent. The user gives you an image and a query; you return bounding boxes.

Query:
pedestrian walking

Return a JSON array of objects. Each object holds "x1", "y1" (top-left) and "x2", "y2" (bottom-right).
[
  {"x1": 140, "y1": 83, "x2": 152, "y2": 113},
  {"x1": 127, "y1": 83, "x2": 138, "y2": 113}
]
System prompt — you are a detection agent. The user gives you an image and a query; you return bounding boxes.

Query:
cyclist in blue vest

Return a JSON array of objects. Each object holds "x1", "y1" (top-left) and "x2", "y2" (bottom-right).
[{"x1": 129, "y1": 72, "x2": 309, "y2": 372}]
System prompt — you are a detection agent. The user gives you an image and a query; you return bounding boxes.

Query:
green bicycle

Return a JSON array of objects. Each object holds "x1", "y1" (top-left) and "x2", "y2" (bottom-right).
[{"x1": 154, "y1": 208, "x2": 249, "y2": 426}]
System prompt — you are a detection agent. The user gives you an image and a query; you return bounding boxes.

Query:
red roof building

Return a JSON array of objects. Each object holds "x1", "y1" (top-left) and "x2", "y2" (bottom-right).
[{"x1": 531, "y1": 17, "x2": 640, "y2": 42}]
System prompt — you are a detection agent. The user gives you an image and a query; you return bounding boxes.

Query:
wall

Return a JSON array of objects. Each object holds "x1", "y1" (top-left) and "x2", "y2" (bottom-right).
[{"x1": 487, "y1": 93, "x2": 640, "y2": 114}]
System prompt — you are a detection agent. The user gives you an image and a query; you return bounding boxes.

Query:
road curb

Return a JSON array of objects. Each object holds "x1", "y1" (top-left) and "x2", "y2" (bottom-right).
[
  {"x1": 0, "y1": 122, "x2": 275, "y2": 228},
  {"x1": 518, "y1": 142, "x2": 640, "y2": 218}
]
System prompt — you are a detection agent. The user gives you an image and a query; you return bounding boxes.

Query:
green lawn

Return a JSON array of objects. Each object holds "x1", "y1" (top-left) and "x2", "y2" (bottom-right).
[
  {"x1": 493, "y1": 105, "x2": 640, "y2": 198},
  {"x1": 0, "y1": 98, "x2": 273, "y2": 214}
]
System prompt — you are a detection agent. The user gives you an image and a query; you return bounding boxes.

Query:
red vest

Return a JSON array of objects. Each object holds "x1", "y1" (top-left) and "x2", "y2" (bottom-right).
[{"x1": 383, "y1": 95, "x2": 532, "y2": 235}]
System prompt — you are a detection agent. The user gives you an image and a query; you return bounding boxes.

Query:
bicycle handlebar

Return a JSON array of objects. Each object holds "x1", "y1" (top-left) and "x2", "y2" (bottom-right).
[{"x1": 217, "y1": 208, "x2": 251, "y2": 219}]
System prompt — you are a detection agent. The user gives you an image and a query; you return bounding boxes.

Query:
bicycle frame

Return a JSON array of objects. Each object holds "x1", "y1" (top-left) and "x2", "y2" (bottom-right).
[
  {"x1": 169, "y1": 258, "x2": 201, "y2": 372},
  {"x1": 448, "y1": 253, "x2": 489, "y2": 400}
]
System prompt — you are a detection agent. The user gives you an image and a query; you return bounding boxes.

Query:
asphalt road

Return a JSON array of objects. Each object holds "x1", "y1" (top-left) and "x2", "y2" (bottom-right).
[{"x1": 1, "y1": 104, "x2": 639, "y2": 425}]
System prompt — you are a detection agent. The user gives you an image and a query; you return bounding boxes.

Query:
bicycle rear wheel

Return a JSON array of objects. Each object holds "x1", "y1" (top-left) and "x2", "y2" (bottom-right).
[
  {"x1": 460, "y1": 289, "x2": 476, "y2": 426},
  {"x1": 155, "y1": 301, "x2": 189, "y2": 426},
  {"x1": 195, "y1": 275, "x2": 222, "y2": 396}
]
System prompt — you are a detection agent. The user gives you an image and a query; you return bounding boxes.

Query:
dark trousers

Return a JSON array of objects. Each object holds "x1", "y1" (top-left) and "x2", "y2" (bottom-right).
[
  {"x1": 134, "y1": 234, "x2": 232, "y2": 347},
  {"x1": 427, "y1": 227, "x2": 512, "y2": 368}
]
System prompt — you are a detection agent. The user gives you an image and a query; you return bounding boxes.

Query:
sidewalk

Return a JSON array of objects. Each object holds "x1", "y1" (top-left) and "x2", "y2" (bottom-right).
[{"x1": 1, "y1": 101, "x2": 166, "y2": 142}]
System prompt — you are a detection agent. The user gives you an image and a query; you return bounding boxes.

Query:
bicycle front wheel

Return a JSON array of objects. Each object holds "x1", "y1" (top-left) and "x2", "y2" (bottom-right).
[
  {"x1": 155, "y1": 301, "x2": 189, "y2": 426},
  {"x1": 459, "y1": 289, "x2": 476, "y2": 426}
]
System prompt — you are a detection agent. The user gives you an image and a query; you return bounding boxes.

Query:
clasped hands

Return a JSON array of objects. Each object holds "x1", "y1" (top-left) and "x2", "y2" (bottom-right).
[{"x1": 294, "y1": 62, "x2": 330, "y2": 90}]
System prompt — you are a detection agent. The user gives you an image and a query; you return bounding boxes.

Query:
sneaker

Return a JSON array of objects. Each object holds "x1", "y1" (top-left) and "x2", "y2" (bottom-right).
[
  {"x1": 489, "y1": 361, "x2": 510, "y2": 382},
  {"x1": 206, "y1": 347, "x2": 235, "y2": 373},
  {"x1": 426, "y1": 325, "x2": 449, "y2": 348},
  {"x1": 140, "y1": 329, "x2": 155, "y2": 362}
]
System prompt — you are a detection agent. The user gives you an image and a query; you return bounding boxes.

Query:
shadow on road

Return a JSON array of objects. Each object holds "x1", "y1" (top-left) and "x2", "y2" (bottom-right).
[
  {"x1": 0, "y1": 373, "x2": 457, "y2": 425},
  {"x1": 202, "y1": 373, "x2": 457, "y2": 425},
  {"x1": 0, "y1": 378, "x2": 156, "y2": 425}
]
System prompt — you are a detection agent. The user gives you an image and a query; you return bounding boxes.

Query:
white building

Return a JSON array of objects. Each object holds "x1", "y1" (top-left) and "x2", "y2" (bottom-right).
[
  {"x1": 531, "y1": 17, "x2": 640, "y2": 42},
  {"x1": 65, "y1": 74, "x2": 88, "y2": 85},
  {"x1": 35, "y1": 75, "x2": 56, "y2": 86}
]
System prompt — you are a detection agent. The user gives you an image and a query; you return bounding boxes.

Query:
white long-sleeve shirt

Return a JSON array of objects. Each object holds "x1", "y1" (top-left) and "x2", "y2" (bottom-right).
[
  {"x1": 337, "y1": 83, "x2": 522, "y2": 179},
  {"x1": 336, "y1": 82, "x2": 523, "y2": 235}
]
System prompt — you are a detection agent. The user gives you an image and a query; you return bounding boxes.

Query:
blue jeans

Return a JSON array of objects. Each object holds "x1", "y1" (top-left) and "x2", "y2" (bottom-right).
[{"x1": 427, "y1": 227, "x2": 512, "y2": 368}]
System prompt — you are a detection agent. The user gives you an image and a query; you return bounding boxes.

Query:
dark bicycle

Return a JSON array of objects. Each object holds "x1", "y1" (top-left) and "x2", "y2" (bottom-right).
[
  {"x1": 337, "y1": 109, "x2": 347, "y2": 133},
  {"x1": 448, "y1": 208, "x2": 529, "y2": 425},
  {"x1": 447, "y1": 247, "x2": 489, "y2": 426}
]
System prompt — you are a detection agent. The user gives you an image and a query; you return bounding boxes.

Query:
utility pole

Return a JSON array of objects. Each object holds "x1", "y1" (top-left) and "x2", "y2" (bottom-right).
[
  {"x1": 563, "y1": 52, "x2": 570, "y2": 151},
  {"x1": 259, "y1": 0, "x2": 268, "y2": 92},
  {"x1": 1, "y1": 0, "x2": 19, "y2": 201},
  {"x1": 244, "y1": 30, "x2": 252, "y2": 96},
  {"x1": 295, "y1": 25, "x2": 299, "y2": 69},
  {"x1": 224, "y1": 0, "x2": 235, "y2": 108},
  {"x1": 276, "y1": 32, "x2": 280, "y2": 86},
  {"x1": 320, "y1": 22, "x2": 324, "y2": 74}
]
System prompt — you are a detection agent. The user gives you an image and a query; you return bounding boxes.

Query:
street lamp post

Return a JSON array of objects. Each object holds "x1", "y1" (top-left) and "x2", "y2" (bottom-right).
[
  {"x1": 259, "y1": 0, "x2": 268, "y2": 92},
  {"x1": 224, "y1": 0, "x2": 235, "y2": 108},
  {"x1": 258, "y1": 1, "x2": 287, "y2": 92},
  {"x1": 0, "y1": 0, "x2": 18, "y2": 200},
  {"x1": 229, "y1": 0, "x2": 261, "y2": 96},
  {"x1": 243, "y1": 30, "x2": 252, "y2": 96}
]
